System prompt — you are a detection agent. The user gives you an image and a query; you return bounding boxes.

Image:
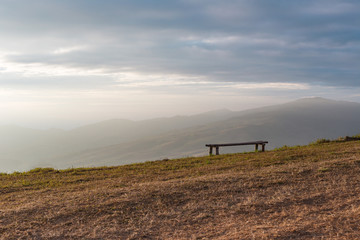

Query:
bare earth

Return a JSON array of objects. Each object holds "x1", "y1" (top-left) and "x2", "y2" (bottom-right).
[{"x1": 1, "y1": 140, "x2": 360, "y2": 239}]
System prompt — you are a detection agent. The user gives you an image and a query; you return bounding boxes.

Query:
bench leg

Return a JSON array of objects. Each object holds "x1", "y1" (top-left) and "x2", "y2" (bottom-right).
[
  {"x1": 209, "y1": 147, "x2": 213, "y2": 155},
  {"x1": 216, "y1": 147, "x2": 220, "y2": 155},
  {"x1": 255, "y1": 144, "x2": 259, "y2": 151},
  {"x1": 262, "y1": 144, "x2": 265, "y2": 152}
]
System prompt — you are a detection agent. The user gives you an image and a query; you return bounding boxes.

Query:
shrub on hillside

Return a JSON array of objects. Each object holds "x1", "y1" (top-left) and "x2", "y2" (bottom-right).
[{"x1": 311, "y1": 138, "x2": 331, "y2": 145}]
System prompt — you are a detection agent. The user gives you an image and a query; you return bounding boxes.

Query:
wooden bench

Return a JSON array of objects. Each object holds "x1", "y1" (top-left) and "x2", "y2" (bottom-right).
[{"x1": 205, "y1": 141, "x2": 269, "y2": 155}]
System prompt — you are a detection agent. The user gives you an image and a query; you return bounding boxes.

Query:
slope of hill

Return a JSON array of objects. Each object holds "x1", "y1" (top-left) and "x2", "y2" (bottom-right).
[{"x1": 1, "y1": 139, "x2": 360, "y2": 239}]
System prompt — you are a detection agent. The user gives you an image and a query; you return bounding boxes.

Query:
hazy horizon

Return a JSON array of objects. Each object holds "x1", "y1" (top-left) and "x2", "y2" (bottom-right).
[
  {"x1": 1, "y1": 96, "x2": 360, "y2": 130},
  {"x1": 0, "y1": 100, "x2": 278, "y2": 130}
]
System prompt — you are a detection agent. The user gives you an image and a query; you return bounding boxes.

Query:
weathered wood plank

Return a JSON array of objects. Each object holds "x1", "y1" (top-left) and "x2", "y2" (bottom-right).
[{"x1": 206, "y1": 141, "x2": 268, "y2": 147}]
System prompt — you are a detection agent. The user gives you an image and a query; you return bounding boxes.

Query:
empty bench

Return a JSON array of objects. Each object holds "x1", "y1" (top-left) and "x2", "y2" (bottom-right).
[{"x1": 205, "y1": 141, "x2": 269, "y2": 155}]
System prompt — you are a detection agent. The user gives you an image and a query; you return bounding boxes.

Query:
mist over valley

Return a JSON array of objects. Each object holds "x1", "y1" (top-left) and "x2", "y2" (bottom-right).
[{"x1": 1, "y1": 97, "x2": 360, "y2": 172}]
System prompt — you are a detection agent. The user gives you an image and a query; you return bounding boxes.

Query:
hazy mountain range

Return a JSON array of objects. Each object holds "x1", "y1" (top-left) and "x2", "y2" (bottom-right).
[{"x1": 1, "y1": 97, "x2": 360, "y2": 172}]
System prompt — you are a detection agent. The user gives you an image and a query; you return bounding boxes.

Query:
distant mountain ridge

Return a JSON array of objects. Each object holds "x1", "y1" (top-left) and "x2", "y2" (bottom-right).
[
  {"x1": 1, "y1": 97, "x2": 360, "y2": 172},
  {"x1": 0, "y1": 108, "x2": 239, "y2": 172}
]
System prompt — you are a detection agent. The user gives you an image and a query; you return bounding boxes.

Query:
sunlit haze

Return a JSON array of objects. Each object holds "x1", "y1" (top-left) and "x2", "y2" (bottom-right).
[{"x1": 1, "y1": 0, "x2": 360, "y2": 129}]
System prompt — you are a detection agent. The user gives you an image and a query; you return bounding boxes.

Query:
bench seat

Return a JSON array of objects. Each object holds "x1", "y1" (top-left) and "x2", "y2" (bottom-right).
[{"x1": 205, "y1": 141, "x2": 268, "y2": 155}]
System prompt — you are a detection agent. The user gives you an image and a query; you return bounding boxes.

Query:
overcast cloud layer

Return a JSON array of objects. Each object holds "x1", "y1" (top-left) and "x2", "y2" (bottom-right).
[{"x1": 1, "y1": 0, "x2": 360, "y2": 128}]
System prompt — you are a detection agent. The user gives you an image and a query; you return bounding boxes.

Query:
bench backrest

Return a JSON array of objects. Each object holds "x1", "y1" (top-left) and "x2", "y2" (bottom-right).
[{"x1": 206, "y1": 141, "x2": 268, "y2": 147}]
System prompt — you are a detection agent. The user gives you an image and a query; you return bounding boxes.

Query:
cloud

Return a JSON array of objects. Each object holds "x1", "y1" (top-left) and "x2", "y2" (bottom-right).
[{"x1": 0, "y1": 0, "x2": 359, "y2": 91}]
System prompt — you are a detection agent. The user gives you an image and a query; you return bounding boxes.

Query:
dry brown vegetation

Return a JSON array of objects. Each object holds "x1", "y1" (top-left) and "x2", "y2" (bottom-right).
[{"x1": 1, "y1": 140, "x2": 360, "y2": 239}]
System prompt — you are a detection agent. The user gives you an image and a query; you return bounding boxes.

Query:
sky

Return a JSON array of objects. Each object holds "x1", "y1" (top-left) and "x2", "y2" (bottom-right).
[{"x1": 1, "y1": 0, "x2": 360, "y2": 129}]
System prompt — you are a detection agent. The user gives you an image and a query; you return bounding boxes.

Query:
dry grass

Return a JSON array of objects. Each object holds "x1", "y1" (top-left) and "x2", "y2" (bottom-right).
[{"x1": 1, "y1": 140, "x2": 360, "y2": 239}]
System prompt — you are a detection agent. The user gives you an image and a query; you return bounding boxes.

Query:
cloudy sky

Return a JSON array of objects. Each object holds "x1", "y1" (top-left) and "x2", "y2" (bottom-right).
[{"x1": 1, "y1": 0, "x2": 360, "y2": 129}]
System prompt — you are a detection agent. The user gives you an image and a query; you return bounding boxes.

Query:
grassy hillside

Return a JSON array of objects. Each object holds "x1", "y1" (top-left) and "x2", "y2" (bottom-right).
[{"x1": 1, "y1": 138, "x2": 360, "y2": 239}]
